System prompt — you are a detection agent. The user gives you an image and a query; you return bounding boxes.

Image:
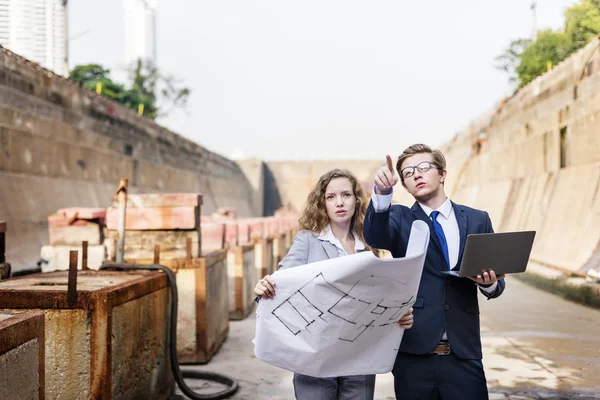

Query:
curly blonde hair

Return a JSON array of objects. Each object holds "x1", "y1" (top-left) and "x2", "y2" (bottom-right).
[{"x1": 298, "y1": 169, "x2": 372, "y2": 250}]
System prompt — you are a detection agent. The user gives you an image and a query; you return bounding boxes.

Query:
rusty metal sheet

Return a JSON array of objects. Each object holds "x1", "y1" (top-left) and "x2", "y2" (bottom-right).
[{"x1": 0, "y1": 311, "x2": 45, "y2": 399}]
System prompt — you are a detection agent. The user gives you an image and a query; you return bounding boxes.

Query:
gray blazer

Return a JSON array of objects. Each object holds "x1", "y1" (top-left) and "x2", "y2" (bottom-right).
[{"x1": 278, "y1": 230, "x2": 346, "y2": 270}]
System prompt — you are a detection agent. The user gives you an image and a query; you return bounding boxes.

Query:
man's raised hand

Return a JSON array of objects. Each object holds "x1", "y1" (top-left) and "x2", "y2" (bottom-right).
[{"x1": 374, "y1": 154, "x2": 399, "y2": 195}]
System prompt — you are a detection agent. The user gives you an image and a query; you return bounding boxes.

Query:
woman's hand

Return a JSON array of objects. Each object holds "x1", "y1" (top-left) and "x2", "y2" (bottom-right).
[
  {"x1": 254, "y1": 275, "x2": 276, "y2": 299},
  {"x1": 398, "y1": 308, "x2": 413, "y2": 329}
]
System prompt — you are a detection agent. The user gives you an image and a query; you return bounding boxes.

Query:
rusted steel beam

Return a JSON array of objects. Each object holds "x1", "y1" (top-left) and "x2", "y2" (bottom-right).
[
  {"x1": 0, "y1": 221, "x2": 6, "y2": 264},
  {"x1": 67, "y1": 250, "x2": 78, "y2": 304},
  {"x1": 82, "y1": 241, "x2": 89, "y2": 271},
  {"x1": 153, "y1": 244, "x2": 160, "y2": 265}
]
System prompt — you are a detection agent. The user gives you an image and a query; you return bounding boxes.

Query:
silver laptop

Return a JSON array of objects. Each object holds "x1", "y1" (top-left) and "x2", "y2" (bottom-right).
[{"x1": 442, "y1": 231, "x2": 536, "y2": 278}]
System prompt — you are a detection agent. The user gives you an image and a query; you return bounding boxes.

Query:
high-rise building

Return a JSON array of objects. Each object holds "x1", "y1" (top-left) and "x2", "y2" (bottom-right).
[
  {"x1": 124, "y1": 0, "x2": 157, "y2": 68},
  {"x1": 0, "y1": 0, "x2": 66, "y2": 76}
]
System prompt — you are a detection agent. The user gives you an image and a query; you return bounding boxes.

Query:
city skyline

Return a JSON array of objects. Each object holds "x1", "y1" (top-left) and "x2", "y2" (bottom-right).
[{"x1": 0, "y1": 0, "x2": 65, "y2": 76}]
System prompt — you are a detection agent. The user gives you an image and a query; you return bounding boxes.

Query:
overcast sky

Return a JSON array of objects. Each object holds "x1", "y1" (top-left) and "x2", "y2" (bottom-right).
[{"x1": 69, "y1": 0, "x2": 576, "y2": 160}]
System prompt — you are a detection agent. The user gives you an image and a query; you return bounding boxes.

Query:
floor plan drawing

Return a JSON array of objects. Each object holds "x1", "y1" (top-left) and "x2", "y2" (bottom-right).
[{"x1": 272, "y1": 272, "x2": 415, "y2": 342}]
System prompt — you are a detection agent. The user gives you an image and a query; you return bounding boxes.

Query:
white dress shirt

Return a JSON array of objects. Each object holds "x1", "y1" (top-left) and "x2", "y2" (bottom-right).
[
  {"x1": 371, "y1": 188, "x2": 497, "y2": 293},
  {"x1": 318, "y1": 224, "x2": 365, "y2": 256}
]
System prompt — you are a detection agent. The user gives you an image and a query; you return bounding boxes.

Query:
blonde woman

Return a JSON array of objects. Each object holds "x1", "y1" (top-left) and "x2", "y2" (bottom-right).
[{"x1": 254, "y1": 169, "x2": 414, "y2": 400}]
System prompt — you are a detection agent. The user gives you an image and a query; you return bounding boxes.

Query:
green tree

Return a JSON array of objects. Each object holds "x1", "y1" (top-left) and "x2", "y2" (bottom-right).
[
  {"x1": 496, "y1": 0, "x2": 600, "y2": 87},
  {"x1": 125, "y1": 59, "x2": 190, "y2": 119},
  {"x1": 516, "y1": 30, "x2": 571, "y2": 87},
  {"x1": 124, "y1": 59, "x2": 159, "y2": 119},
  {"x1": 564, "y1": 0, "x2": 600, "y2": 51},
  {"x1": 494, "y1": 39, "x2": 531, "y2": 84},
  {"x1": 69, "y1": 60, "x2": 190, "y2": 120},
  {"x1": 70, "y1": 64, "x2": 126, "y2": 103}
]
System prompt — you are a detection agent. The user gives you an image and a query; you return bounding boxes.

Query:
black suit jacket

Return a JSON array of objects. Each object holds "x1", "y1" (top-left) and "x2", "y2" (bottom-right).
[{"x1": 363, "y1": 200, "x2": 505, "y2": 360}]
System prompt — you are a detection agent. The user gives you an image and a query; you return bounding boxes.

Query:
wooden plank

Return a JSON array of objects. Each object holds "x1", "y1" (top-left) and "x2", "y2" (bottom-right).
[
  {"x1": 110, "y1": 193, "x2": 203, "y2": 208},
  {"x1": 106, "y1": 206, "x2": 198, "y2": 230}
]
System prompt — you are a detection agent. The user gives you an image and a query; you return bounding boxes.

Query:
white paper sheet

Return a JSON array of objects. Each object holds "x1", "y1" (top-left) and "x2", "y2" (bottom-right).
[{"x1": 254, "y1": 220, "x2": 430, "y2": 378}]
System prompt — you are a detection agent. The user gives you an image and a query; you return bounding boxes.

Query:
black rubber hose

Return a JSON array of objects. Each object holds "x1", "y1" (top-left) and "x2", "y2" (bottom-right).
[{"x1": 101, "y1": 262, "x2": 239, "y2": 400}]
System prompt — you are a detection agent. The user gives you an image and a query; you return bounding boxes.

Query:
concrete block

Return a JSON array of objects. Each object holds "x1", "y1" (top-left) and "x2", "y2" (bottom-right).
[
  {"x1": 237, "y1": 222, "x2": 251, "y2": 245},
  {"x1": 48, "y1": 223, "x2": 104, "y2": 246},
  {"x1": 40, "y1": 245, "x2": 106, "y2": 272},
  {"x1": 0, "y1": 311, "x2": 45, "y2": 400},
  {"x1": 126, "y1": 251, "x2": 229, "y2": 363},
  {"x1": 249, "y1": 219, "x2": 265, "y2": 240},
  {"x1": 227, "y1": 245, "x2": 256, "y2": 320},
  {"x1": 0, "y1": 270, "x2": 174, "y2": 400},
  {"x1": 264, "y1": 217, "x2": 282, "y2": 238},
  {"x1": 106, "y1": 206, "x2": 198, "y2": 230},
  {"x1": 106, "y1": 230, "x2": 200, "y2": 260},
  {"x1": 224, "y1": 222, "x2": 239, "y2": 248},
  {"x1": 201, "y1": 222, "x2": 226, "y2": 254}
]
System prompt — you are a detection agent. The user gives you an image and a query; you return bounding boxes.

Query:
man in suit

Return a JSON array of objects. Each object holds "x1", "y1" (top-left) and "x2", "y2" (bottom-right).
[{"x1": 363, "y1": 144, "x2": 505, "y2": 400}]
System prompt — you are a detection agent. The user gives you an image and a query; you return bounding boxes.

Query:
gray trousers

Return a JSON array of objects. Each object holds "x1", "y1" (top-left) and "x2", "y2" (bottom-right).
[{"x1": 293, "y1": 373, "x2": 376, "y2": 400}]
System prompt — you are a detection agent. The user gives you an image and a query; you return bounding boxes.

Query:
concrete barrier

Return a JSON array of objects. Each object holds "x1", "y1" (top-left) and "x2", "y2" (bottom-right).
[
  {"x1": 453, "y1": 162, "x2": 600, "y2": 274},
  {"x1": 0, "y1": 311, "x2": 45, "y2": 400},
  {"x1": 0, "y1": 270, "x2": 174, "y2": 400},
  {"x1": 127, "y1": 250, "x2": 229, "y2": 364},
  {"x1": 227, "y1": 244, "x2": 256, "y2": 320}
]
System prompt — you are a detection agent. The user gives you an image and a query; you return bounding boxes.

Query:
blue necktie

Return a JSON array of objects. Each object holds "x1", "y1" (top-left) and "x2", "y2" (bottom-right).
[{"x1": 430, "y1": 211, "x2": 450, "y2": 269}]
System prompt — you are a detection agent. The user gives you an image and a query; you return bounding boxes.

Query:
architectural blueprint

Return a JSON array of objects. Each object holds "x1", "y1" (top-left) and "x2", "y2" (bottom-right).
[{"x1": 254, "y1": 220, "x2": 430, "y2": 377}]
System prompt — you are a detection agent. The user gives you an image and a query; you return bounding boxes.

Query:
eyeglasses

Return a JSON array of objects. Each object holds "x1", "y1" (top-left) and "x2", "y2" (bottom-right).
[{"x1": 401, "y1": 161, "x2": 440, "y2": 179}]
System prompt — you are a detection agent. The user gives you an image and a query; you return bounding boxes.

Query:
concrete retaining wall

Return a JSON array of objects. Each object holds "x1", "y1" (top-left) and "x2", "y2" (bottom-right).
[{"x1": 444, "y1": 38, "x2": 600, "y2": 277}]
